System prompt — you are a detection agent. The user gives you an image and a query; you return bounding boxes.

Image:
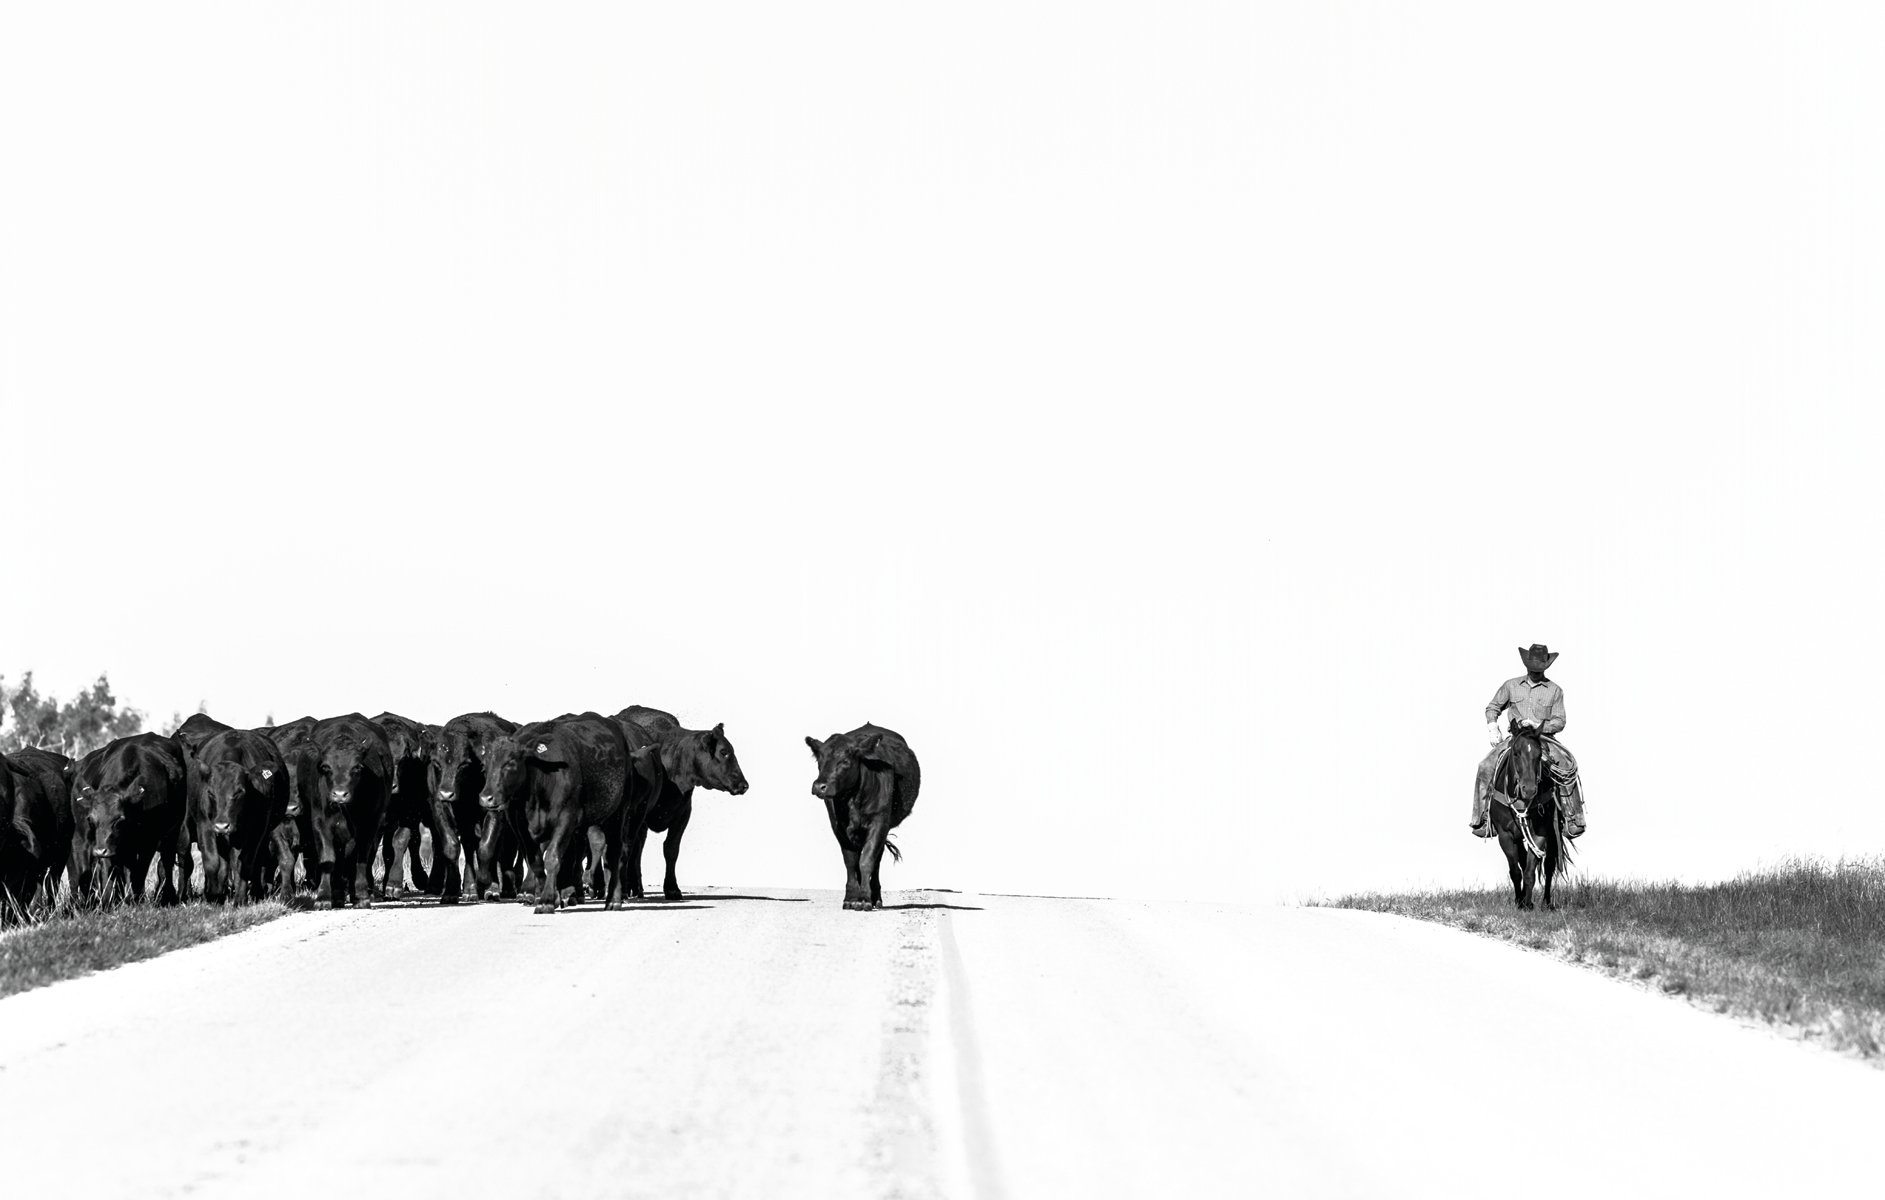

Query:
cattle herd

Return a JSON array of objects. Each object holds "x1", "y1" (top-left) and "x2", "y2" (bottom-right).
[{"x1": 0, "y1": 707, "x2": 921, "y2": 922}]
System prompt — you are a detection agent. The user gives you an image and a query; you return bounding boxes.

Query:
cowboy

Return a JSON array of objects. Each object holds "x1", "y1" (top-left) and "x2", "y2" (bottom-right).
[{"x1": 1471, "y1": 644, "x2": 1586, "y2": 839}]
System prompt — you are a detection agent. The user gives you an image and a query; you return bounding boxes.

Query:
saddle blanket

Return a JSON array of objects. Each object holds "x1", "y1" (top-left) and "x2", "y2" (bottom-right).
[{"x1": 1477, "y1": 737, "x2": 1581, "y2": 811}]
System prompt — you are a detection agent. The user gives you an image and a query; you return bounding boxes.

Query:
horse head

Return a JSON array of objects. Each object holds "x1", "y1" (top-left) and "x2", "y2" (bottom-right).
[{"x1": 1506, "y1": 720, "x2": 1547, "y2": 805}]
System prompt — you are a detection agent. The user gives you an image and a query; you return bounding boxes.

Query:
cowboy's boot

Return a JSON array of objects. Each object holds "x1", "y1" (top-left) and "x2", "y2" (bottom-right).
[
  {"x1": 1561, "y1": 777, "x2": 1586, "y2": 839},
  {"x1": 1541, "y1": 740, "x2": 1585, "y2": 839},
  {"x1": 1470, "y1": 747, "x2": 1501, "y2": 838}
]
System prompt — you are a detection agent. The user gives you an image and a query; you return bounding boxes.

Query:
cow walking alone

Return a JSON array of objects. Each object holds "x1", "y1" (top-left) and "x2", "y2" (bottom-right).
[{"x1": 804, "y1": 724, "x2": 919, "y2": 911}]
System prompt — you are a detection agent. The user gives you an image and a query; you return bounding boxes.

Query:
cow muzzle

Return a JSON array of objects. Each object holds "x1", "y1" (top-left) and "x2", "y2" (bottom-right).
[
  {"x1": 478, "y1": 791, "x2": 501, "y2": 810},
  {"x1": 437, "y1": 789, "x2": 455, "y2": 802},
  {"x1": 213, "y1": 820, "x2": 233, "y2": 835},
  {"x1": 331, "y1": 788, "x2": 352, "y2": 805}
]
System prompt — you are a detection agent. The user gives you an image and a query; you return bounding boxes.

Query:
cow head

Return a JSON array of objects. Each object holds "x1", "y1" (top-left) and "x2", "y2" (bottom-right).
[
  {"x1": 270, "y1": 736, "x2": 310, "y2": 819},
  {"x1": 87, "y1": 760, "x2": 146, "y2": 862},
  {"x1": 434, "y1": 724, "x2": 481, "y2": 803},
  {"x1": 663, "y1": 723, "x2": 748, "y2": 795},
  {"x1": 202, "y1": 757, "x2": 275, "y2": 836},
  {"x1": 316, "y1": 736, "x2": 374, "y2": 807},
  {"x1": 478, "y1": 732, "x2": 561, "y2": 810},
  {"x1": 379, "y1": 720, "x2": 426, "y2": 767},
  {"x1": 806, "y1": 732, "x2": 887, "y2": 801},
  {"x1": 68, "y1": 758, "x2": 102, "y2": 835}
]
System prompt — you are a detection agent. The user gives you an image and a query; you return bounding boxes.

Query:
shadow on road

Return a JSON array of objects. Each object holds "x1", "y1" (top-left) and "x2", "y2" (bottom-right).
[
  {"x1": 552, "y1": 904, "x2": 715, "y2": 913},
  {"x1": 881, "y1": 902, "x2": 983, "y2": 911}
]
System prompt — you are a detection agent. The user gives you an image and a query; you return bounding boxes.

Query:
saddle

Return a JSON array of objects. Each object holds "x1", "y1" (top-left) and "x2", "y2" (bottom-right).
[{"x1": 1489, "y1": 738, "x2": 1578, "y2": 796}]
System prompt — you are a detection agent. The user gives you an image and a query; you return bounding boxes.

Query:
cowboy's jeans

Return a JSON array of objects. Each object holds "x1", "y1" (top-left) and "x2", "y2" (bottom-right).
[{"x1": 1473, "y1": 737, "x2": 1585, "y2": 837}]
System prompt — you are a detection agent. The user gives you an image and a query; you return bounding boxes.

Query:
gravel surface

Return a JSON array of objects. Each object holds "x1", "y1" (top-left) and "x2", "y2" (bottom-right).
[{"x1": 1, "y1": 890, "x2": 1881, "y2": 1198}]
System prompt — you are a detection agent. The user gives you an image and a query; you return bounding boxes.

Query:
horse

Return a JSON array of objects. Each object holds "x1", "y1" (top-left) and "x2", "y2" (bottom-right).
[{"x1": 1489, "y1": 721, "x2": 1572, "y2": 910}]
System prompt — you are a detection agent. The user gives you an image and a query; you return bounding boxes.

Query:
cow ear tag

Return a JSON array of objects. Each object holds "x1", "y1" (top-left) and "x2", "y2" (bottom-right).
[
  {"x1": 262, "y1": 769, "x2": 274, "y2": 780},
  {"x1": 537, "y1": 742, "x2": 549, "y2": 753}
]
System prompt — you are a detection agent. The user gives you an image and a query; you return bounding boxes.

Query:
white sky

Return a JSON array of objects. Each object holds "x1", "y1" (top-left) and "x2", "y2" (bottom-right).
[{"x1": 3, "y1": 3, "x2": 1882, "y2": 902}]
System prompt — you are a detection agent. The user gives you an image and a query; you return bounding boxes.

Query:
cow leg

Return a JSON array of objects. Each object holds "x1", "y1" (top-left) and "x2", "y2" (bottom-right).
[
  {"x1": 434, "y1": 822, "x2": 463, "y2": 905},
  {"x1": 314, "y1": 815, "x2": 337, "y2": 896},
  {"x1": 128, "y1": 846, "x2": 155, "y2": 903},
  {"x1": 415, "y1": 818, "x2": 438, "y2": 895},
  {"x1": 327, "y1": 828, "x2": 351, "y2": 908},
  {"x1": 239, "y1": 845, "x2": 263, "y2": 903},
  {"x1": 269, "y1": 824, "x2": 297, "y2": 903},
  {"x1": 354, "y1": 846, "x2": 376, "y2": 908},
  {"x1": 585, "y1": 826, "x2": 608, "y2": 904},
  {"x1": 840, "y1": 845, "x2": 866, "y2": 909},
  {"x1": 67, "y1": 830, "x2": 92, "y2": 908},
  {"x1": 459, "y1": 806, "x2": 489, "y2": 898},
  {"x1": 624, "y1": 822, "x2": 649, "y2": 900},
  {"x1": 175, "y1": 827, "x2": 196, "y2": 903},
  {"x1": 854, "y1": 822, "x2": 889, "y2": 911},
  {"x1": 604, "y1": 820, "x2": 626, "y2": 910},
  {"x1": 536, "y1": 824, "x2": 571, "y2": 914},
  {"x1": 474, "y1": 813, "x2": 503, "y2": 900},
  {"x1": 406, "y1": 816, "x2": 433, "y2": 894},
  {"x1": 200, "y1": 823, "x2": 227, "y2": 903},
  {"x1": 228, "y1": 845, "x2": 246, "y2": 906},
  {"x1": 661, "y1": 806, "x2": 691, "y2": 901},
  {"x1": 155, "y1": 833, "x2": 181, "y2": 906},
  {"x1": 381, "y1": 823, "x2": 407, "y2": 896},
  {"x1": 515, "y1": 825, "x2": 542, "y2": 904}
]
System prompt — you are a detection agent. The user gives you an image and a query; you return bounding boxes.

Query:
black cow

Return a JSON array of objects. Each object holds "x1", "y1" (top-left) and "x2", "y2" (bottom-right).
[
  {"x1": 74, "y1": 734, "x2": 189, "y2": 904},
  {"x1": 64, "y1": 745, "x2": 109, "y2": 901},
  {"x1": 805, "y1": 724, "x2": 920, "y2": 911},
  {"x1": 263, "y1": 717, "x2": 323, "y2": 903},
  {"x1": 371, "y1": 712, "x2": 436, "y2": 898},
  {"x1": 433, "y1": 711, "x2": 518, "y2": 903},
  {"x1": 2, "y1": 747, "x2": 72, "y2": 921},
  {"x1": 309, "y1": 714, "x2": 392, "y2": 908},
  {"x1": 172, "y1": 712, "x2": 234, "y2": 900},
  {"x1": 615, "y1": 706, "x2": 748, "y2": 901},
  {"x1": 192, "y1": 729, "x2": 291, "y2": 903},
  {"x1": 173, "y1": 712, "x2": 233, "y2": 763},
  {"x1": 480, "y1": 713, "x2": 629, "y2": 914}
]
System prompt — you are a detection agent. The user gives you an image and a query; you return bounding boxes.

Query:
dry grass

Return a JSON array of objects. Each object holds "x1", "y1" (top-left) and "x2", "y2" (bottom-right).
[
  {"x1": 0, "y1": 898, "x2": 287, "y2": 1000},
  {"x1": 1329, "y1": 856, "x2": 1885, "y2": 1061}
]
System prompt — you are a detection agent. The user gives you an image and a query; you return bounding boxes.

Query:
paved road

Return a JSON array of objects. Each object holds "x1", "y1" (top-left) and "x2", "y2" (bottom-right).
[{"x1": 1, "y1": 890, "x2": 1881, "y2": 1198}]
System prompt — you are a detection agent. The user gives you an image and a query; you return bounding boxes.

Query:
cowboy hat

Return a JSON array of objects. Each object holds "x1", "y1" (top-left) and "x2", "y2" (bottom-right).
[{"x1": 1518, "y1": 643, "x2": 1558, "y2": 672}]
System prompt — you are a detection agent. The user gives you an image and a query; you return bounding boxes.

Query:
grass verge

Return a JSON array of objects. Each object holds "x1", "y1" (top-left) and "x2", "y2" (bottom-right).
[
  {"x1": 0, "y1": 901, "x2": 288, "y2": 1001},
  {"x1": 1328, "y1": 856, "x2": 1885, "y2": 1062}
]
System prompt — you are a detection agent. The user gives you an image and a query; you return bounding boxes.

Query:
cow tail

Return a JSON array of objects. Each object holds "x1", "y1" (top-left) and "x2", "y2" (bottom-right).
[{"x1": 883, "y1": 835, "x2": 902, "y2": 863}]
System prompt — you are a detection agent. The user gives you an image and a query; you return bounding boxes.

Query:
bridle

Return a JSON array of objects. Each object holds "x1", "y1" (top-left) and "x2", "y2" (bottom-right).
[{"x1": 1499, "y1": 736, "x2": 1553, "y2": 862}]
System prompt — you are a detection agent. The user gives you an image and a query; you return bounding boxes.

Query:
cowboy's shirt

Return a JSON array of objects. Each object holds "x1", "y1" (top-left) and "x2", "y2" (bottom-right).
[{"x1": 1485, "y1": 675, "x2": 1566, "y2": 735}]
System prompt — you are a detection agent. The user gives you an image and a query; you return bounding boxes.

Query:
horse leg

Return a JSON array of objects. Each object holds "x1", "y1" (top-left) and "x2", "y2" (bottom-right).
[
  {"x1": 1542, "y1": 810, "x2": 1563, "y2": 910},
  {"x1": 1502, "y1": 833, "x2": 1525, "y2": 909}
]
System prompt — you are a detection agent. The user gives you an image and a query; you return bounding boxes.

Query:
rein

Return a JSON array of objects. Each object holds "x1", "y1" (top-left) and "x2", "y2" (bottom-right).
[{"x1": 1497, "y1": 745, "x2": 1550, "y2": 862}]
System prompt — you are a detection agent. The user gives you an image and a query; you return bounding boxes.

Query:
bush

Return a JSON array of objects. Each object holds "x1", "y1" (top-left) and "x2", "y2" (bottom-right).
[{"x1": 0, "y1": 671, "x2": 147, "y2": 755}]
